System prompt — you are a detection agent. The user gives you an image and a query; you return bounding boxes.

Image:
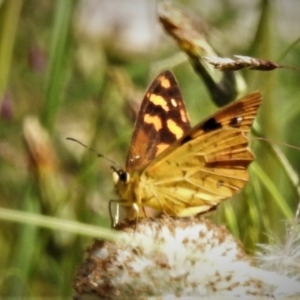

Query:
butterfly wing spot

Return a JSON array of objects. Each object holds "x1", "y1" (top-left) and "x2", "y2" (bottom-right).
[
  {"x1": 167, "y1": 119, "x2": 184, "y2": 139},
  {"x1": 201, "y1": 117, "x2": 223, "y2": 131},
  {"x1": 149, "y1": 94, "x2": 169, "y2": 111},
  {"x1": 229, "y1": 116, "x2": 244, "y2": 127},
  {"x1": 144, "y1": 114, "x2": 162, "y2": 131},
  {"x1": 170, "y1": 98, "x2": 178, "y2": 107},
  {"x1": 179, "y1": 108, "x2": 189, "y2": 123},
  {"x1": 159, "y1": 76, "x2": 171, "y2": 88}
]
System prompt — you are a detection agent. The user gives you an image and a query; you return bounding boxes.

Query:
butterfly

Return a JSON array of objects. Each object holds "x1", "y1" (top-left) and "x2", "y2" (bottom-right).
[{"x1": 112, "y1": 70, "x2": 262, "y2": 220}]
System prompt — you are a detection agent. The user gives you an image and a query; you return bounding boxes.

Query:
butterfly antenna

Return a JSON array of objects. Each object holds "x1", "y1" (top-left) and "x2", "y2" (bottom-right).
[{"x1": 66, "y1": 137, "x2": 118, "y2": 168}]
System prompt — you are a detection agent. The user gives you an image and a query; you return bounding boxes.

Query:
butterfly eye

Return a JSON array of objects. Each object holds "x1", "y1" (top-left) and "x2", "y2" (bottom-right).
[
  {"x1": 119, "y1": 170, "x2": 130, "y2": 183},
  {"x1": 112, "y1": 167, "x2": 130, "y2": 184}
]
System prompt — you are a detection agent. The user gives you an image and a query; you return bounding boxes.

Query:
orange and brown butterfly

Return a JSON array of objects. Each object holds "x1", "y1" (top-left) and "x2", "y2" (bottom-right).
[{"x1": 112, "y1": 70, "x2": 262, "y2": 220}]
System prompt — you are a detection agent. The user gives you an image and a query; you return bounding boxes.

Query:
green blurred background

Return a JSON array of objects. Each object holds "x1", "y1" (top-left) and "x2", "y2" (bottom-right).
[{"x1": 1, "y1": 0, "x2": 300, "y2": 297}]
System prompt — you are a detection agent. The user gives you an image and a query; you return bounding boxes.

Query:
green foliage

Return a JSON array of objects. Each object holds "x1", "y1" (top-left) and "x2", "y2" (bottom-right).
[{"x1": 0, "y1": 0, "x2": 300, "y2": 297}]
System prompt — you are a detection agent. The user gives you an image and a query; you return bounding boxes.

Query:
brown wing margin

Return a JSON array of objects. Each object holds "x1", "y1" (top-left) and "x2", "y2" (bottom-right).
[{"x1": 200, "y1": 91, "x2": 262, "y2": 167}]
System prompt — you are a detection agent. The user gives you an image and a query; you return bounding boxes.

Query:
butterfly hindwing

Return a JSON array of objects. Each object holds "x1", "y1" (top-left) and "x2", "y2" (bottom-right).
[
  {"x1": 140, "y1": 91, "x2": 262, "y2": 216},
  {"x1": 126, "y1": 70, "x2": 191, "y2": 172}
]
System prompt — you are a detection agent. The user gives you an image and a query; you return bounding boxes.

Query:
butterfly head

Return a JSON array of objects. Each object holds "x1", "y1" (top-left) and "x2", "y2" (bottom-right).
[
  {"x1": 111, "y1": 165, "x2": 139, "y2": 216},
  {"x1": 111, "y1": 166, "x2": 130, "y2": 185}
]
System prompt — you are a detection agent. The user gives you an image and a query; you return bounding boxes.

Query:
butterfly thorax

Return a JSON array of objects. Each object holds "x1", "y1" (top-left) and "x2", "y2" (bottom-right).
[{"x1": 112, "y1": 166, "x2": 159, "y2": 217}]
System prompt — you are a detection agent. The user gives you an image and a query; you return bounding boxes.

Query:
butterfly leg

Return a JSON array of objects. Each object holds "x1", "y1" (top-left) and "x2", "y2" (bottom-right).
[
  {"x1": 108, "y1": 199, "x2": 122, "y2": 228},
  {"x1": 109, "y1": 199, "x2": 143, "y2": 228}
]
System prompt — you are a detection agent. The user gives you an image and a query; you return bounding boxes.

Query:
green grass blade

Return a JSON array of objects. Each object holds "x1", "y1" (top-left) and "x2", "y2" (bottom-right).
[
  {"x1": 42, "y1": 0, "x2": 73, "y2": 130},
  {"x1": 0, "y1": 0, "x2": 23, "y2": 100},
  {"x1": 251, "y1": 162, "x2": 294, "y2": 219},
  {"x1": 0, "y1": 207, "x2": 119, "y2": 241}
]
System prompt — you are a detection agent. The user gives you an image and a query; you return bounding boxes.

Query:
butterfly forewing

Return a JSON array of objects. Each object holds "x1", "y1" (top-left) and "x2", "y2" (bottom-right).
[
  {"x1": 139, "y1": 91, "x2": 262, "y2": 216},
  {"x1": 126, "y1": 70, "x2": 192, "y2": 172}
]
